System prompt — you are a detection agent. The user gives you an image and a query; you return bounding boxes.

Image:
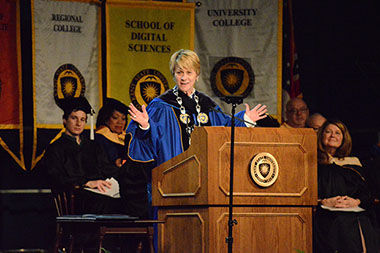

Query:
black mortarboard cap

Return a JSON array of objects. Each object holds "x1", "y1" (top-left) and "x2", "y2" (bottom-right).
[
  {"x1": 103, "y1": 98, "x2": 129, "y2": 116},
  {"x1": 56, "y1": 96, "x2": 93, "y2": 115}
]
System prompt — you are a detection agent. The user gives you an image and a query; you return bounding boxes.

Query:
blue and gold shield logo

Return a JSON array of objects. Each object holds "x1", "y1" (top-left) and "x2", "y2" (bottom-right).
[
  {"x1": 54, "y1": 64, "x2": 85, "y2": 100},
  {"x1": 210, "y1": 57, "x2": 254, "y2": 98},
  {"x1": 129, "y1": 69, "x2": 169, "y2": 110}
]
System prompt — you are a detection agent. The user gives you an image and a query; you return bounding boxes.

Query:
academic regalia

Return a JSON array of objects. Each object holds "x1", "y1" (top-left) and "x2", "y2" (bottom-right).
[
  {"x1": 44, "y1": 133, "x2": 123, "y2": 214},
  {"x1": 56, "y1": 96, "x2": 93, "y2": 116},
  {"x1": 314, "y1": 159, "x2": 379, "y2": 253},
  {"x1": 54, "y1": 96, "x2": 122, "y2": 213},
  {"x1": 95, "y1": 126, "x2": 154, "y2": 218},
  {"x1": 119, "y1": 151, "x2": 155, "y2": 219},
  {"x1": 126, "y1": 88, "x2": 248, "y2": 167},
  {"x1": 48, "y1": 94, "x2": 130, "y2": 213},
  {"x1": 95, "y1": 126, "x2": 127, "y2": 165}
]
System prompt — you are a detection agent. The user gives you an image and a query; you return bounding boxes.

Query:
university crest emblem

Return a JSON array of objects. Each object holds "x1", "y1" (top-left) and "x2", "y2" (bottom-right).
[
  {"x1": 249, "y1": 152, "x2": 279, "y2": 187},
  {"x1": 210, "y1": 57, "x2": 254, "y2": 98},
  {"x1": 129, "y1": 69, "x2": 169, "y2": 110},
  {"x1": 54, "y1": 64, "x2": 85, "y2": 100}
]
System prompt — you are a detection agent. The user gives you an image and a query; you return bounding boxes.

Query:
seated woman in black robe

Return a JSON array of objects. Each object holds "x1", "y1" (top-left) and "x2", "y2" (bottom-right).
[
  {"x1": 315, "y1": 119, "x2": 379, "y2": 252},
  {"x1": 95, "y1": 98, "x2": 129, "y2": 168},
  {"x1": 95, "y1": 98, "x2": 153, "y2": 218}
]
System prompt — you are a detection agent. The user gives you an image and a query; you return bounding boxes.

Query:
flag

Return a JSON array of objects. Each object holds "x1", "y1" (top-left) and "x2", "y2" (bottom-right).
[
  {"x1": 282, "y1": 0, "x2": 301, "y2": 119},
  {"x1": 0, "y1": 0, "x2": 25, "y2": 169},
  {"x1": 31, "y1": 0, "x2": 102, "y2": 167}
]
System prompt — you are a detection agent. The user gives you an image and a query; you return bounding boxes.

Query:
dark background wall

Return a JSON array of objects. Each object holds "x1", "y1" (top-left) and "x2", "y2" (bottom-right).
[
  {"x1": 294, "y1": 1, "x2": 380, "y2": 155},
  {"x1": 1, "y1": 0, "x2": 380, "y2": 251}
]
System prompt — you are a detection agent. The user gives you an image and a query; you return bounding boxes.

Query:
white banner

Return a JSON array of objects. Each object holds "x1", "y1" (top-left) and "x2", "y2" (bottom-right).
[
  {"x1": 32, "y1": 0, "x2": 101, "y2": 128},
  {"x1": 189, "y1": 0, "x2": 282, "y2": 118}
]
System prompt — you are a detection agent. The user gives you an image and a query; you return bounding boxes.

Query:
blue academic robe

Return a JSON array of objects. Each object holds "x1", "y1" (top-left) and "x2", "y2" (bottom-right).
[{"x1": 126, "y1": 88, "x2": 247, "y2": 167}]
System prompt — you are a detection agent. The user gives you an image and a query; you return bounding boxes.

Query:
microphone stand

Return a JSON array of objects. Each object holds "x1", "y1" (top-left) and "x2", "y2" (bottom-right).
[{"x1": 221, "y1": 96, "x2": 243, "y2": 253}]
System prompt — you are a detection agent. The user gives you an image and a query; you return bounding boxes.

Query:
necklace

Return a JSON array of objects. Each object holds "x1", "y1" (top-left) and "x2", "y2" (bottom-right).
[{"x1": 173, "y1": 86, "x2": 209, "y2": 144}]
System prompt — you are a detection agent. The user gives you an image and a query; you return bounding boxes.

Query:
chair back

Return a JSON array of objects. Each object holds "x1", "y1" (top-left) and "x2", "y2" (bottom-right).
[{"x1": 51, "y1": 187, "x2": 78, "y2": 216}]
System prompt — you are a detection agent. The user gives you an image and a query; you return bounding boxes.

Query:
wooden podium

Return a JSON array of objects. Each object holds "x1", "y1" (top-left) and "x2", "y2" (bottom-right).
[{"x1": 152, "y1": 127, "x2": 317, "y2": 253}]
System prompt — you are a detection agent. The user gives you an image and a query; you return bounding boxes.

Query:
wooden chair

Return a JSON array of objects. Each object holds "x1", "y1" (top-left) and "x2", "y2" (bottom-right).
[
  {"x1": 51, "y1": 186, "x2": 161, "y2": 253},
  {"x1": 52, "y1": 186, "x2": 78, "y2": 253}
]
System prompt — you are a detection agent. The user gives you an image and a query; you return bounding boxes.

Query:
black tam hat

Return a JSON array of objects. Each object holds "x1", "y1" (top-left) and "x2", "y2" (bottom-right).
[
  {"x1": 96, "y1": 98, "x2": 130, "y2": 129},
  {"x1": 56, "y1": 96, "x2": 93, "y2": 117},
  {"x1": 103, "y1": 98, "x2": 129, "y2": 115},
  {"x1": 56, "y1": 96, "x2": 96, "y2": 140}
]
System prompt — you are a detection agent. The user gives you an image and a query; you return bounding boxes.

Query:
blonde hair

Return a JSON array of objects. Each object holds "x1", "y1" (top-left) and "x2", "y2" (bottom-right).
[
  {"x1": 317, "y1": 119, "x2": 352, "y2": 164},
  {"x1": 169, "y1": 49, "x2": 200, "y2": 76}
]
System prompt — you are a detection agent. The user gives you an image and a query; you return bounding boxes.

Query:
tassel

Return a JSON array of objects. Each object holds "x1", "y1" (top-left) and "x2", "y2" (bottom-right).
[{"x1": 90, "y1": 109, "x2": 95, "y2": 140}]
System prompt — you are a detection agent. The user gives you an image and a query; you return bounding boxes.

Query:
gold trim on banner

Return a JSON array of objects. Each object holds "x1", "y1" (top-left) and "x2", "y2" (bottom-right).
[
  {"x1": 31, "y1": 0, "x2": 37, "y2": 169},
  {"x1": 0, "y1": 124, "x2": 21, "y2": 129},
  {"x1": 31, "y1": 129, "x2": 65, "y2": 169},
  {"x1": 97, "y1": 7, "x2": 103, "y2": 109},
  {"x1": 107, "y1": 0, "x2": 195, "y2": 9},
  {"x1": 35, "y1": 124, "x2": 94, "y2": 129},
  {"x1": 0, "y1": 0, "x2": 26, "y2": 170},
  {"x1": 277, "y1": 0, "x2": 283, "y2": 122}
]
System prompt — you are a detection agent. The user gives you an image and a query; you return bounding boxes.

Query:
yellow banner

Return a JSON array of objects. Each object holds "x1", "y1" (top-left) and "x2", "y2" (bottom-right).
[{"x1": 106, "y1": 1, "x2": 194, "y2": 109}]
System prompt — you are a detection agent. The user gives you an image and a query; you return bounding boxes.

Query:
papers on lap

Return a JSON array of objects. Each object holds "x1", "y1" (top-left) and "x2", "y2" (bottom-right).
[
  {"x1": 321, "y1": 205, "x2": 365, "y2": 212},
  {"x1": 84, "y1": 177, "x2": 120, "y2": 198},
  {"x1": 57, "y1": 214, "x2": 139, "y2": 221}
]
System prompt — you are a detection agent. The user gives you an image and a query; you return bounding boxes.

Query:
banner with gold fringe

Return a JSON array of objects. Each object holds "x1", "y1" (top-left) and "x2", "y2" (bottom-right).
[
  {"x1": 31, "y1": 0, "x2": 102, "y2": 167},
  {"x1": 106, "y1": 0, "x2": 194, "y2": 109},
  {"x1": 0, "y1": 0, "x2": 25, "y2": 169},
  {"x1": 189, "y1": 0, "x2": 282, "y2": 120}
]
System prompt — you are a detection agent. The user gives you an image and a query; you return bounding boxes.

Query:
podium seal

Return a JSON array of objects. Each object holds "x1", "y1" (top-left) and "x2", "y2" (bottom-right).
[{"x1": 249, "y1": 152, "x2": 279, "y2": 187}]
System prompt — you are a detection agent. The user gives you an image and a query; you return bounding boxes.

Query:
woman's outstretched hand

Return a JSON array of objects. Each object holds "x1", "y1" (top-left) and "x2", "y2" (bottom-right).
[
  {"x1": 245, "y1": 103, "x2": 268, "y2": 122},
  {"x1": 129, "y1": 103, "x2": 149, "y2": 129}
]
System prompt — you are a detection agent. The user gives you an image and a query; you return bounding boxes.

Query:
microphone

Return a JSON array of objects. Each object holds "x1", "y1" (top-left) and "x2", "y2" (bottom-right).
[
  {"x1": 209, "y1": 107, "x2": 257, "y2": 127},
  {"x1": 220, "y1": 96, "x2": 244, "y2": 105}
]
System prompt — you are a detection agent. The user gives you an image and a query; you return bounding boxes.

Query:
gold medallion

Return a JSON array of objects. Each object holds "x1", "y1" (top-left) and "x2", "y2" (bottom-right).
[
  {"x1": 180, "y1": 113, "x2": 190, "y2": 124},
  {"x1": 249, "y1": 152, "x2": 279, "y2": 187},
  {"x1": 197, "y1": 112, "x2": 209, "y2": 124}
]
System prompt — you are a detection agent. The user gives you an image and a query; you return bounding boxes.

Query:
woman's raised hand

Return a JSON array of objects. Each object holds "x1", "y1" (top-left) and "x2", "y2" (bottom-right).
[
  {"x1": 129, "y1": 103, "x2": 149, "y2": 129},
  {"x1": 245, "y1": 103, "x2": 268, "y2": 122}
]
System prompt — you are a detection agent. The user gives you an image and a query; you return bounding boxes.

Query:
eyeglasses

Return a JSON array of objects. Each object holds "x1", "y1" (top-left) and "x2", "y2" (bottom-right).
[{"x1": 287, "y1": 108, "x2": 309, "y2": 114}]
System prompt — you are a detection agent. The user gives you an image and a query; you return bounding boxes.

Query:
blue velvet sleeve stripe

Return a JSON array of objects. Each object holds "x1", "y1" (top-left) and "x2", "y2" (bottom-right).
[
  {"x1": 126, "y1": 98, "x2": 184, "y2": 166},
  {"x1": 209, "y1": 105, "x2": 246, "y2": 127}
]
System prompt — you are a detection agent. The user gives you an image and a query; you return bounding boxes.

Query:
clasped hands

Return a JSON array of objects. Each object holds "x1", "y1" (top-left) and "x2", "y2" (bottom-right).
[{"x1": 321, "y1": 196, "x2": 361, "y2": 208}]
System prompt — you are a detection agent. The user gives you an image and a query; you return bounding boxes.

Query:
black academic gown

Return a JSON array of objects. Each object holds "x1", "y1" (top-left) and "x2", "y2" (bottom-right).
[
  {"x1": 315, "y1": 162, "x2": 379, "y2": 253},
  {"x1": 95, "y1": 127, "x2": 154, "y2": 218},
  {"x1": 43, "y1": 133, "x2": 123, "y2": 214}
]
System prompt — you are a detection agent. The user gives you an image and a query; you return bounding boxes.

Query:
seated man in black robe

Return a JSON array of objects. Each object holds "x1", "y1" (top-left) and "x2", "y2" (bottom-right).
[{"x1": 43, "y1": 97, "x2": 123, "y2": 214}]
